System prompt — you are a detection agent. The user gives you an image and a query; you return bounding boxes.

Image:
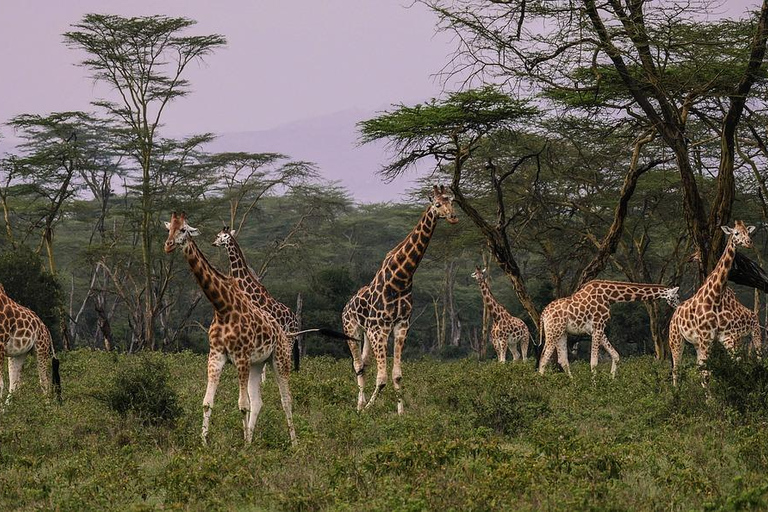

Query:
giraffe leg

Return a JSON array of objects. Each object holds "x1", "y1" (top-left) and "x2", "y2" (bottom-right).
[
  {"x1": 520, "y1": 330, "x2": 530, "y2": 361},
  {"x1": 346, "y1": 328, "x2": 368, "y2": 411},
  {"x1": 272, "y1": 355, "x2": 297, "y2": 446},
  {"x1": 509, "y1": 334, "x2": 520, "y2": 361},
  {"x1": 235, "y1": 358, "x2": 253, "y2": 444},
  {"x1": 0, "y1": 343, "x2": 5, "y2": 400},
  {"x1": 538, "y1": 327, "x2": 558, "y2": 375},
  {"x1": 5, "y1": 353, "x2": 27, "y2": 406},
  {"x1": 364, "y1": 326, "x2": 390, "y2": 411},
  {"x1": 201, "y1": 350, "x2": 226, "y2": 446},
  {"x1": 391, "y1": 320, "x2": 409, "y2": 415},
  {"x1": 599, "y1": 334, "x2": 621, "y2": 378},
  {"x1": 696, "y1": 342, "x2": 712, "y2": 389},
  {"x1": 244, "y1": 362, "x2": 265, "y2": 445},
  {"x1": 751, "y1": 319, "x2": 762, "y2": 357},
  {"x1": 555, "y1": 334, "x2": 572, "y2": 378},
  {"x1": 34, "y1": 337, "x2": 52, "y2": 395},
  {"x1": 668, "y1": 320, "x2": 684, "y2": 387}
]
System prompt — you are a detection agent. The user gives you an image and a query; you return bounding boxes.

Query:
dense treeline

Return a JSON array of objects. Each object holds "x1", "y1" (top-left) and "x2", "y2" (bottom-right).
[{"x1": 2, "y1": 4, "x2": 768, "y2": 365}]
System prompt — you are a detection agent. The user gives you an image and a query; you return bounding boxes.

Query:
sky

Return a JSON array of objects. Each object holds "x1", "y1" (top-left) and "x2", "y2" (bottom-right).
[
  {"x1": 0, "y1": 1, "x2": 454, "y2": 135},
  {"x1": 0, "y1": 0, "x2": 764, "y2": 201}
]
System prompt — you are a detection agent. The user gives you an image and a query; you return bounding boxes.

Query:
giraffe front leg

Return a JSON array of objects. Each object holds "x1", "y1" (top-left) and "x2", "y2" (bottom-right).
[
  {"x1": 696, "y1": 342, "x2": 712, "y2": 390},
  {"x1": 272, "y1": 355, "x2": 297, "y2": 446},
  {"x1": 201, "y1": 350, "x2": 226, "y2": 446},
  {"x1": 392, "y1": 321, "x2": 409, "y2": 415},
  {"x1": 245, "y1": 362, "x2": 265, "y2": 444},
  {"x1": 235, "y1": 359, "x2": 253, "y2": 443},
  {"x1": 520, "y1": 330, "x2": 530, "y2": 361},
  {"x1": 364, "y1": 326, "x2": 390, "y2": 411},
  {"x1": 598, "y1": 332, "x2": 621, "y2": 378},
  {"x1": 346, "y1": 331, "x2": 367, "y2": 411}
]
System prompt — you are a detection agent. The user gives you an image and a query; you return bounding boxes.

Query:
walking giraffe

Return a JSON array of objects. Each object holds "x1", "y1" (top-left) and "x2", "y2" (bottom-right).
[
  {"x1": 342, "y1": 185, "x2": 458, "y2": 413},
  {"x1": 213, "y1": 227, "x2": 301, "y2": 380},
  {"x1": 471, "y1": 267, "x2": 531, "y2": 362},
  {"x1": 164, "y1": 212, "x2": 296, "y2": 446},
  {"x1": 0, "y1": 283, "x2": 61, "y2": 404},
  {"x1": 539, "y1": 280, "x2": 680, "y2": 377},
  {"x1": 669, "y1": 220, "x2": 757, "y2": 386}
]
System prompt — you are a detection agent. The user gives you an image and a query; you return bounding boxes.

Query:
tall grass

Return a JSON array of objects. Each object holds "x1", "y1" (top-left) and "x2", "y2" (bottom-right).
[{"x1": 1, "y1": 350, "x2": 767, "y2": 511}]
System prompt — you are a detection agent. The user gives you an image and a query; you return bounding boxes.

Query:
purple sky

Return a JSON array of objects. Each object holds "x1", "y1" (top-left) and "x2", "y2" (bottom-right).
[
  {"x1": 0, "y1": 0, "x2": 763, "y2": 201},
  {"x1": 0, "y1": 1, "x2": 455, "y2": 136}
]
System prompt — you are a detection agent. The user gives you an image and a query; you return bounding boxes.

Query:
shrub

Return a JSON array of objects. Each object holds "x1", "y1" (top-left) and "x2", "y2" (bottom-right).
[
  {"x1": 472, "y1": 386, "x2": 550, "y2": 436},
  {"x1": 0, "y1": 245, "x2": 63, "y2": 345},
  {"x1": 101, "y1": 355, "x2": 182, "y2": 427},
  {"x1": 705, "y1": 342, "x2": 768, "y2": 418}
]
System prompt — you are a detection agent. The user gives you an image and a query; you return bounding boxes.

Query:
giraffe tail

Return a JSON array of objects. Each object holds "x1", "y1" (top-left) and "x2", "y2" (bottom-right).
[
  {"x1": 292, "y1": 340, "x2": 300, "y2": 373},
  {"x1": 52, "y1": 356, "x2": 62, "y2": 403},
  {"x1": 287, "y1": 328, "x2": 361, "y2": 342}
]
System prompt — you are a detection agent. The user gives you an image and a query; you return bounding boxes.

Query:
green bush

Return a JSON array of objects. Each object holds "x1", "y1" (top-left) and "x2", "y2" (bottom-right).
[
  {"x1": 705, "y1": 342, "x2": 768, "y2": 418},
  {"x1": 472, "y1": 386, "x2": 550, "y2": 436},
  {"x1": 100, "y1": 354, "x2": 182, "y2": 427},
  {"x1": 0, "y1": 245, "x2": 63, "y2": 345}
]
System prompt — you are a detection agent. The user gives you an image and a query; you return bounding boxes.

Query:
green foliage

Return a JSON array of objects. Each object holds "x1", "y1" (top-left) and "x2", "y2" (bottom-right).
[
  {"x1": 706, "y1": 342, "x2": 768, "y2": 418},
  {"x1": 99, "y1": 354, "x2": 182, "y2": 427},
  {"x1": 0, "y1": 245, "x2": 63, "y2": 344},
  {"x1": 2, "y1": 351, "x2": 768, "y2": 510}
]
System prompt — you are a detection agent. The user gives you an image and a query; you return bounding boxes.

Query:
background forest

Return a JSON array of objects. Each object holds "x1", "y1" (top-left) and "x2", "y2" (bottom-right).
[{"x1": 2, "y1": 3, "x2": 768, "y2": 367}]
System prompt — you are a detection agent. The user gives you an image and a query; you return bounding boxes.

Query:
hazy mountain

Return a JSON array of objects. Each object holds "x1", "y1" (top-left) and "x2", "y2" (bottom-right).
[
  {"x1": 0, "y1": 109, "x2": 431, "y2": 203},
  {"x1": 206, "y1": 109, "x2": 428, "y2": 203}
]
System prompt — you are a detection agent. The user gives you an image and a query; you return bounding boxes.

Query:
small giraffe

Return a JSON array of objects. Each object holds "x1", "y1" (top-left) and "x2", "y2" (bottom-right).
[
  {"x1": 342, "y1": 185, "x2": 458, "y2": 414},
  {"x1": 0, "y1": 283, "x2": 60, "y2": 404},
  {"x1": 164, "y1": 212, "x2": 296, "y2": 446},
  {"x1": 213, "y1": 227, "x2": 301, "y2": 380},
  {"x1": 539, "y1": 280, "x2": 680, "y2": 377},
  {"x1": 669, "y1": 220, "x2": 756, "y2": 386},
  {"x1": 471, "y1": 266, "x2": 530, "y2": 362}
]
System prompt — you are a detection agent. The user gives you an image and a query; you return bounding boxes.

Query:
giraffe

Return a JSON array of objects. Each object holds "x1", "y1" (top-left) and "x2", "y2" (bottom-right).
[
  {"x1": 342, "y1": 185, "x2": 458, "y2": 414},
  {"x1": 538, "y1": 280, "x2": 680, "y2": 377},
  {"x1": 164, "y1": 212, "x2": 296, "y2": 446},
  {"x1": 0, "y1": 283, "x2": 61, "y2": 404},
  {"x1": 669, "y1": 220, "x2": 757, "y2": 386},
  {"x1": 213, "y1": 227, "x2": 301, "y2": 381},
  {"x1": 471, "y1": 267, "x2": 531, "y2": 362}
]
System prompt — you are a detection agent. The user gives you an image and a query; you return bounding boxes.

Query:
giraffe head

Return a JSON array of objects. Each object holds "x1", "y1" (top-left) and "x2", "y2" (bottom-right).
[
  {"x1": 721, "y1": 220, "x2": 755, "y2": 249},
  {"x1": 212, "y1": 226, "x2": 237, "y2": 248},
  {"x1": 164, "y1": 211, "x2": 201, "y2": 253},
  {"x1": 471, "y1": 266, "x2": 487, "y2": 282},
  {"x1": 660, "y1": 286, "x2": 681, "y2": 308},
  {"x1": 429, "y1": 185, "x2": 459, "y2": 224}
]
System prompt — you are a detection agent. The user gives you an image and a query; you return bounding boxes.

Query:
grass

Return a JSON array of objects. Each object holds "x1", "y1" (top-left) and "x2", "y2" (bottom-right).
[{"x1": 1, "y1": 349, "x2": 767, "y2": 511}]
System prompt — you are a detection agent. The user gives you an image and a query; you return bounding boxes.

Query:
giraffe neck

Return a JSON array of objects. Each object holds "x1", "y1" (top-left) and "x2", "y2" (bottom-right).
[
  {"x1": 378, "y1": 206, "x2": 438, "y2": 290},
  {"x1": 478, "y1": 279, "x2": 505, "y2": 319},
  {"x1": 182, "y1": 240, "x2": 232, "y2": 312},
  {"x1": 226, "y1": 237, "x2": 256, "y2": 282},
  {"x1": 583, "y1": 281, "x2": 673, "y2": 304},
  {"x1": 699, "y1": 235, "x2": 736, "y2": 305}
]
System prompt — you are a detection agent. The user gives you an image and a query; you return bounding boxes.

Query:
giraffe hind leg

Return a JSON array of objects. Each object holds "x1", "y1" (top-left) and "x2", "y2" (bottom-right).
[
  {"x1": 364, "y1": 327, "x2": 390, "y2": 411},
  {"x1": 245, "y1": 362, "x2": 265, "y2": 445},
  {"x1": 272, "y1": 356, "x2": 297, "y2": 446}
]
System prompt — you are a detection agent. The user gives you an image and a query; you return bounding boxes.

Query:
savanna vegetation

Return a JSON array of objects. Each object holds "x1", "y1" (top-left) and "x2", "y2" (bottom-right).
[{"x1": 3, "y1": 1, "x2": 768, "y2": 509}]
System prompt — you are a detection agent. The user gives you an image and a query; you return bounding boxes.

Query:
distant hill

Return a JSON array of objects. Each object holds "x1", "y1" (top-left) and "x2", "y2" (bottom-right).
[
  {"x1": 1, "y1": 109, "x2": 432, "y2": 203},
  {"x1": 205, "y1": 109, "x2": 429, "y2": 203}
]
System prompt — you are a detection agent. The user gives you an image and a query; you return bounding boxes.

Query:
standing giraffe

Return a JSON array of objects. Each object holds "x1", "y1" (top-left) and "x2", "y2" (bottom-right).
[
  {"x1": 471, "y1": 267, "x2": 531, "y2": 362},
  {"x1": 669, "y1": 220, "x2": 756, "y2": 386},
  {"x1": 213, "y1": 227, "x2": 302, "y2": 379},
  {"x1": 0, "y1": 283, "x2": 61, "y2": 404},
  {"x1": 164, "y1": 212, "x2": 296, "y2": 446},
  {"x1": 538, "y1": 280, "x2": 680, "y2": 377},
  {"x1": 342, "y1": 185, "x2": 458, "y2": 413}
]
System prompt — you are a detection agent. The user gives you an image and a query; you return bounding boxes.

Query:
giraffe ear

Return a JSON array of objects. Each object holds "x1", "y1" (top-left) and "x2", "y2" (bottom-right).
[
  {"x1": 230, "y1": 230, "x2": 236, "y2": 237},
  {"x1": 164, "y1": 221, "x2": 172, "y2": 230},
  {"x1": 748, "y1": 225, "x2": 756, "y2": 234},
  {"x1": 721, "y1": 225, "x2": 734, "y2": 235},
  {"x1": 670, "y1": 286, "x2": 679, "y2": 294},
  {"x1": 187, "y1": 226, "x2": 201, "y2": 237}
]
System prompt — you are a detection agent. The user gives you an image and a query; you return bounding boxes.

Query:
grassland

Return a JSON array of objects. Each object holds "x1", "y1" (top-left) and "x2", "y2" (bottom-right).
[{"x1": 1, "y1": 350, "x2": 767, "y2": 511}]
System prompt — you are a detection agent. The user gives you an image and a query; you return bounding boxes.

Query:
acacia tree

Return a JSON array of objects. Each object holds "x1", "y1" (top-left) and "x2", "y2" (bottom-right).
[
  {"x1": 422, "y1": 0, "x2": 768, "y2": 275},
  {"x1": 64, "y1": 15, "x2": 226, "y2": 348}
]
